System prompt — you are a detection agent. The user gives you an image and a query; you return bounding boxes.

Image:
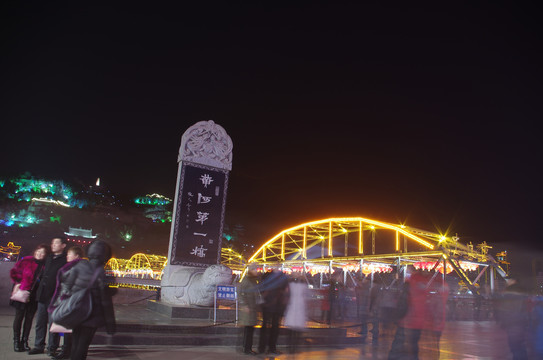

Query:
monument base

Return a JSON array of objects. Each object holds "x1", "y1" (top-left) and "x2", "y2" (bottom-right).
[
  {"x1": 147, "y1": 300, "x2": 236, "y2": 321},
  {"x1": 160, "y1": 264, "x2": 233, "y2": 307}
]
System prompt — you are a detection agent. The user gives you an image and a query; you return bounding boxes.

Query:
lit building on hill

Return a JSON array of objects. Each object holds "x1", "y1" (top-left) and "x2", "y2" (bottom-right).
[
  {"x1": 64, "y1": 226, "x2": 97, "y2": 245},
  {"x1": 133, "y1": 194, "x2": 172, "y2": 223}
]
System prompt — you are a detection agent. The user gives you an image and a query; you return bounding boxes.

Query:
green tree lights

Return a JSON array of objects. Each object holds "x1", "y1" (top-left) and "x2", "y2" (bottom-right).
[{"x1": 120, "y1": 228, "x2": 134, "y2": 242}]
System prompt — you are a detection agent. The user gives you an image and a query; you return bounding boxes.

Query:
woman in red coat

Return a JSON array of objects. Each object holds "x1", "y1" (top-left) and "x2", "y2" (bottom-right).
[
  {"x1": 389, "y1": 268, "x2": 449, "y2": 360},
  {"x1": 10, "y1": 244, "x2": 49, "y2": 352}
]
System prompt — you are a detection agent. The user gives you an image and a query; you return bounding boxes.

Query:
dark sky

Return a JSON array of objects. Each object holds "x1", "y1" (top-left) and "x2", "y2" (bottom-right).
[{"x1": 1, "y1": 3, "x2": 541, "y2": 255}]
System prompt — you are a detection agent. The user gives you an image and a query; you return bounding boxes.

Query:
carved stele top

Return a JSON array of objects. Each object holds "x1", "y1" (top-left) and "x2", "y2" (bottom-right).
[{"x1": 178, "y1": 120, "x2": 233, "y2": 170}]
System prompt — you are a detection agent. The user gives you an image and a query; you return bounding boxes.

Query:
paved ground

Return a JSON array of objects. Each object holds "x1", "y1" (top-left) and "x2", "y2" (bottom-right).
[{"x1": 0, "y1": 304, "x2": 517, "y2": 359}]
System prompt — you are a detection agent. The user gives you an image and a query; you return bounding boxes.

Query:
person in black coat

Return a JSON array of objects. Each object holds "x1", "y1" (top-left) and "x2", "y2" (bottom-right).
[
  {"x1": 47, "y1": 245, "x2": 85, "y2": 360},
  {"x1": 61, "y1": 240, "x2": 116, "y2": 360},
  {"x1": 257, "y1": 270, "x2": 289, "y2": 355},
  {"x1": 29, "y1": 236, "x2": 67, "y2": 356}
]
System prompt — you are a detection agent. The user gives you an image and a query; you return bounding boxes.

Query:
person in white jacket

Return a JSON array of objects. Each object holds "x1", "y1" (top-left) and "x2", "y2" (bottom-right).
[{"x1": 283, "y1": 272, "x2": 308, "y2": 354}]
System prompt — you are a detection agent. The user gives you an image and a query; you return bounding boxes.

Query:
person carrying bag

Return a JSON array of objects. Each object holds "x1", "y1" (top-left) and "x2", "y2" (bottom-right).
[
  {"x1": 11, "y1": 284, "x2": 31, "y2": 303},
  {"x1": 9, "y1": 244, "x2": 49, "y2": 352},
  {"x1": 51, "y1": 267, "x2": 101, "y2": 329},
  {"x1": 50, "y1": 240, "x2": 116, "y2": 360},
  {"x1": 47, "y1": 246, "x2": 85, "y2": 359}
]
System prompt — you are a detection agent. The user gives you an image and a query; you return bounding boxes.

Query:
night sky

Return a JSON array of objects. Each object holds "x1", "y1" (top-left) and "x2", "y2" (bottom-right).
[{"x1": 1, "y1": 3, "x2": 541, "y2": 260}]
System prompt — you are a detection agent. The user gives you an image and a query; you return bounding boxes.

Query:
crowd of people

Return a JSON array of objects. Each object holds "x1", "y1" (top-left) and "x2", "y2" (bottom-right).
[
  {"x1": 9, "y1": 240, "x2": 543, "y2": 359},
  {"x1": 9, "y1": 236, "x2": 116, "y2": 360},
  {"x1": 239, "y1": 265, "x2": 543, "y2": 359},
  {"x1": 239, "y1": 265, "x2": 308, "y2": 355}
]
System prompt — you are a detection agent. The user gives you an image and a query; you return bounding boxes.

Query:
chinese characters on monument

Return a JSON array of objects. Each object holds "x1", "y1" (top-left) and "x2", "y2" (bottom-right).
[{"x1": 171, "y1": 163, "x2": 228, "y2": 266}]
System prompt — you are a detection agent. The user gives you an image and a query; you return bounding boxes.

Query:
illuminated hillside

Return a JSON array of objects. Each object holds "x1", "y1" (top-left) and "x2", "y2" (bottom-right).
[
  {"x1": 0, "y1": 173, "x2": 245, "y2": 259},
  {"x1": 0, "y1": 174, "x2": 171, "y2": 258}
]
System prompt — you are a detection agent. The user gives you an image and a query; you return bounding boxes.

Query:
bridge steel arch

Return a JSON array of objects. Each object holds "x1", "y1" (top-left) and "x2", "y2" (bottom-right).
[
  {"x1": 124, "y1": 253, "x2": 167, "y2": 271},
  {"x1": 105, "y1": 258, "x2": 123, "y2": 271},
  {"x1": 247, "y1": 217, "x2": 507, "y2": 295},
  {"x1": 221, "y1": 247, "x2": 246, "y2": 273}
]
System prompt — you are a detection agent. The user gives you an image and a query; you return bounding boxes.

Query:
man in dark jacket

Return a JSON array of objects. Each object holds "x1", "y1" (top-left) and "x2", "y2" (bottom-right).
[
  {"x1": 28, "y1": 236, "x2": 67, "y2": 356},
  {"x1": 258, "y1": 270, "x2": 289, "y2": 354}
]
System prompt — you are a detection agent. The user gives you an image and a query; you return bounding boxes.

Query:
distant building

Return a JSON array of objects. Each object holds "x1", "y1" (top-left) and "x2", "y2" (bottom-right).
[{"x1": 64, "y1": 226, "x2": 97, "y2": 245}]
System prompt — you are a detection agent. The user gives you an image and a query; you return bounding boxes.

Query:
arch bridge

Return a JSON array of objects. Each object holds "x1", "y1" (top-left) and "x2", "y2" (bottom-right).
[
  {"x1": 105, "y1": 253, "x2": 167, "y2": 289},
  {"x1": 247, "y1": 217, "x2": 507, "y2": 295}
]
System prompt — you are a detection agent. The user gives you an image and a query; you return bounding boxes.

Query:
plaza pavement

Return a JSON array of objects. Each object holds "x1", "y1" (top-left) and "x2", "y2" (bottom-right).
[{"x1": 0, "y1": 303, "x2": 516, "y2": 360}]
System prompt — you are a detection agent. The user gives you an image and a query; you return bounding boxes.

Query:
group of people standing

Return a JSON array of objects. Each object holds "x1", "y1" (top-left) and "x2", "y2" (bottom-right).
[
  {"x1": 9, "y1": 236, "x2": 116, "y2": 360},
  {"x1": 239, "y1": 266, "x2": 449, "y2": 358},
  {"x1": 493, "y1": 272, "x2": 543, "y2": 360},
  {"x1": 239, "y1": 265, "x2": 308, "y2": 355},
  {"x1": 354, "y1": 268, "x2": 449, "y2": 358}
]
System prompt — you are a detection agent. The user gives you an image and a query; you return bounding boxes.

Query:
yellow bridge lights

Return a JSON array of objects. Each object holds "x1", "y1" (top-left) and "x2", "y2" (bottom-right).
[
  {"x1": 105, "y1": 257, "x2": 126, "y2": 271},
  {"x1": 106, "y1": 253, "x2": 167, "y2": 280},
  {"x1": 0, "y1": 242, "x2": 21, "y2": 257},
  {"x1": 125, "y1": 253, "x2": 167, "y2": 272},
  {"x1": 248, "y1": 217, "x2": 436, "y2": 264},
  {"x1": 106, "y1": 248, "x2": 247, "y2": 279},
  {"x1": 221, "y1": 247, "x2": 246, "y2": 272}
]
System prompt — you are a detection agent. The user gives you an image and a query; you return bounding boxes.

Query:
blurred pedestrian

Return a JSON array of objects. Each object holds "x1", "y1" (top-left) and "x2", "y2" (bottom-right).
[
  {"x1": 367, "y1": 282, "x2": 382, "y2": 344},
  {"x1": 379, "y1": 281, "x2": 404, "y2": 337},
  {"x1": 328, "y1": 274, "x2": 344, "y2": 323},
  {"x1": 355, "y1": 276, "x2": 364, "y2": 318},
  {"x1": 258, "y1": 269, "x2": 289, "y2": 355},
  {"x1": 29, "y1": 236, "x2": 67, "y2": 356},
  {"x1": 64, "y1": 240, "x2": 116, "y2": 360},
  {"x1": 284, "y1": 272, "x2": 308, "y2": 354},
  {"x1": 388, "y1": 267, "x2": 449, "y2": 360},
  {"x1": 337, "y1": 273, "x2": 347, "y2": 320},
  {"x1": 239, "y1": 264, "x2": 260, "y2": 355},
  {"x1": 424, "y1": 271, "x2": 449, "y2": 356},
  {"x1": 357, "y1": 276, "x2": 372, "y2": 341},
  {"x1": 47, "y1": 246, "x2": 84, "y2": 359},
  {"x1": 9, "y1": 244, "x2": 49, "y2": 352},
  {"x1": 531, "y1": 295, "x2": 543, "y2": 359},
  {"x1": 494, "y1": 273, "x2": 529, "y2": 360},
  {"x1": 320, "y1": 287, "x2": 330, "y2": 323}
]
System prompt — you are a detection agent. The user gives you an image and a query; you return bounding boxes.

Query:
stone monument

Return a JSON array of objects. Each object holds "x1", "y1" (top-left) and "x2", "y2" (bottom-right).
[{"x1": 160, "y1": 120, "x2": 233, "y2": 307}]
